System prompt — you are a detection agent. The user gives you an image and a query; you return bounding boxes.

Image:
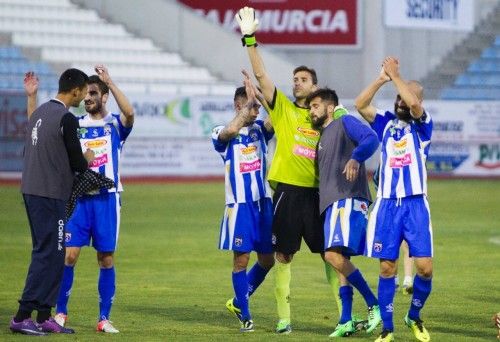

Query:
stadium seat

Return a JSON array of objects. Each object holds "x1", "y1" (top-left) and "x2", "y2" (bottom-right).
[
  {"x1": 442, "y1": 36, "x2": 500, "y2": 100},
  {"x1": 0, "y1": 0, "x2": 231, "y2": 94}
]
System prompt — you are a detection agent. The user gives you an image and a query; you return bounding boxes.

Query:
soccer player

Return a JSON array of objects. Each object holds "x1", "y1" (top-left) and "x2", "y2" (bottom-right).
[
  {"x1": 24, "y1": 65, "x2": 134, "y2": 333},
  {"x1": 11, "y1": 69, "x2": 93, "y2": 335},
  {"x1": 307, "y1": 88, "x2": 381, "y2": 337},
  {"x1": 235, "y1": 6, "x2": 349, "y2": 333},
  {"x1": 212, "y1": 76, "x2": 275, "y2": 332},
  {"x1": 355, "y1": 57, "x2": 434, "y2": 342}
]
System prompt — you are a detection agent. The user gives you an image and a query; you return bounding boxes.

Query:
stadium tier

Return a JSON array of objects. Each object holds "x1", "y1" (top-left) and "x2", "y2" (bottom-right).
[
  {"x1": 441, "y1": 36, "x2": 500, "y2": 100},
  {"x1": 0, "y1": 0, "x2": 234, "y2": 95}
]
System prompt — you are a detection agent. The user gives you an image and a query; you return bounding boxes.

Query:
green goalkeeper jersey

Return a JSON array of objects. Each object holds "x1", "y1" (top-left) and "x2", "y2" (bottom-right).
[{"x1": 267, "y1": 90, "x2": 320, "y2": 188}]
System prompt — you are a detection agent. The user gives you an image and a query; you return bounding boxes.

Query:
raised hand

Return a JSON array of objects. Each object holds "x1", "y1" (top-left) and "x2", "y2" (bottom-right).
[
  {"x1": 24, "y1": 71, "x2": 39, "y2": 96},
  {"x1": 235, "y1": 7, "x2": 259, "y2": 36},
  {"x1": 379, "y1": 66, "x2": 391, "y2": 82},
  {"x1": 243, "y1": 76, "x2": 258, "y2": 109},
  {"x1": 382, "y1": 57, "x2": 400, "y2": 80},
  {"x1": 242, "y1": 69, "x2": 265, "y2": 104},
  {"x1": 94, "y1": 64, "x2": 112, "y2": 85}
]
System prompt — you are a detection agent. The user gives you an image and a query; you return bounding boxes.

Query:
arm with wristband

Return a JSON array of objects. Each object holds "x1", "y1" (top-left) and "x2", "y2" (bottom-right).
[{"x1": 236, "y1": 7, "x2": 275, "y2": 107}]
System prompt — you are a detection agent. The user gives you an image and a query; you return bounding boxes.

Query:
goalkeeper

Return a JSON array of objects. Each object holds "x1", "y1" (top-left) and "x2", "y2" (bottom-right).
[{"x1": 234, "y1": 6, "x2": 348, "y2": 334}]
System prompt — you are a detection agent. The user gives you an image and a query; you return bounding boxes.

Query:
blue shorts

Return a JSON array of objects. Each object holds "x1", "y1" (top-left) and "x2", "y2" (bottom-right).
[
  {"x1": 65, "y1": 193, "x2": 121, "y2": 252},
  {"x1": 366, "y1": 195, "x2": 433, "y2": 260},
  {"x1": 324, "y1": 198, "x2": 369, "y2": 256},
  {"x1": 218, "y1": 198, "x2": 273, "y2": 254}
]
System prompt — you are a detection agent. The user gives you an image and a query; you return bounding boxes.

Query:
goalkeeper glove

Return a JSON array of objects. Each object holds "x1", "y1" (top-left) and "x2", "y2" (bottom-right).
[{"x1": 235, "y1": 7, "x2": 259, "y2": 47}]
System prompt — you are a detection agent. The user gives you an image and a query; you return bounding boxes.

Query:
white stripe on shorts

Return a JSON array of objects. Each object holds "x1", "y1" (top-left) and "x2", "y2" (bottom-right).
[
  {"x1": 327, "y1": 201, "x2": 339, "y2": 247},
  {"x1": 366, "y1": 198, "x2": 381, "y2": 257}
]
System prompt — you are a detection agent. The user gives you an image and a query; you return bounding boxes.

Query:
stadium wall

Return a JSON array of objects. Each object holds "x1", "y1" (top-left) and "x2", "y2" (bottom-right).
[
  {"x1": 71, "y1": 0, "x2": 297, "y2": 92},
  {"x1": 73, "y1": 0, "x2": 499, "y2": 99}
]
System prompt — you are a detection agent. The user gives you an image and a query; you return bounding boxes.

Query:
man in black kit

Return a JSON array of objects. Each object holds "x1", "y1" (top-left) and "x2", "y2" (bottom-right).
[{"x1": 10, "y1": 69, "x2": 95, "y2": 335}]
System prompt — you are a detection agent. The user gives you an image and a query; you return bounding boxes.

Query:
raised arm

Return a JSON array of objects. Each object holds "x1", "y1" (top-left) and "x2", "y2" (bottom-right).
[
  {"x1": 354, "y1": 67, "x2": 390, "y2": 123},
  {"x1": 242, "y1": 69, "x2": 273, "y2": 133},
  {"x1": 95, "y1": 65, "x2": 134, "y2": 127},
  {"x1": 236, "y1": 7, "x2": 276, "y2": 106},
  {"x1": 24, "y1": 72, "x2": 39, "y2": 119},
  {"x1": 218, "y1": 77, "x2": 258, "y2": 142},
  {"x1": 382, "y1": 57, "x2": 424, "y2": 119}
]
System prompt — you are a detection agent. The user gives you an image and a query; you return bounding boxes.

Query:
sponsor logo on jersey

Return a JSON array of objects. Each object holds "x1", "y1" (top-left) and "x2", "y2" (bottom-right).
[
  {"x1": 240, "y1": 160, "x2": 262, "y2": 173},
  {"x1": 390, "y1": 153, "x2": 412, "y2": 168},
  {"x1": 241, "y1": 146, "x2": 257, "y2": 155},
  {"x1": 297, "y1": 127, "x2": 320, "y2": 137},
  {"x1": 84, "y1": 139, "x2": 107, "y2": 148},
  {"x1": 293, "y1": 144, "x2": 316, "y2": 159},
  {"x1": 89, "y1": 154, "x2": 109, "y2": 168},
  {"x1": 394, "y1": 139, "x2": 407, "y2": 149}
]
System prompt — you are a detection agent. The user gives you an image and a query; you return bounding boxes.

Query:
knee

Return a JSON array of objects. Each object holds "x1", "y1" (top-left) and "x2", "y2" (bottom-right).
[
  {"x1": 416, "y1": 264, "x2": 433, "y2": 278},
  {"x1": 233, "y1": 253, "x2": 250, "y2": 272},
  {"x1": 379, "y1": 260, "x2": 397, "y2": 278},
  {"x1": 98, "y1": 253, "x2": 114, "y2": 269},
  {"x1": 258, "y1": 254, "x2": 275, "y2": 270},
  {"x1": 415, "y1": 258, "x2": 433, "y2": 278},
  {"x1": 324, "y1": 250, "x2": 343, "y2": 269},
  {"x1": 64, "y1": 252, "x2": 78, "y2": 266},
  {"x1": 276, "y1": 252, "x2": 293, "y2": 264}
]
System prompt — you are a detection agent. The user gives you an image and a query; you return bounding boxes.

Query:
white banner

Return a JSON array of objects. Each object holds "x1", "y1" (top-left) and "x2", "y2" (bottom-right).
[
  {"x1": 384, "y1": 0, "x2": 474, "y2": 31},
  {"x1": 121, "y1": 137, "x2": 222, "y2": 176}
]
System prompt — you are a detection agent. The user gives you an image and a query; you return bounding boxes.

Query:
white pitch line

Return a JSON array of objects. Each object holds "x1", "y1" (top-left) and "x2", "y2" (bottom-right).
[{"x1": 489, "y1": 236, "x2": 500, "y2": 245}]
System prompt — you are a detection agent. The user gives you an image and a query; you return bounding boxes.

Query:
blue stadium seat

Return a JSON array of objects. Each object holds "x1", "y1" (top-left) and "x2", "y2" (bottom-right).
[
  {"x1": 0, "y1": 44, "x2": 57, "y2": 91},
  {"x1": 441, "y1": 87, "x2": 500, "y2": 100},
  {"x1": 442, "y1": 37, "x2": 500, "y2": 100}
]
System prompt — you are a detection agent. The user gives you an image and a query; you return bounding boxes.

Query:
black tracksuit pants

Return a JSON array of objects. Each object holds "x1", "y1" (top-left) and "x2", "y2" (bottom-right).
[{"x1": 18, "y1": 194, "x2": 66, "y2": 313}]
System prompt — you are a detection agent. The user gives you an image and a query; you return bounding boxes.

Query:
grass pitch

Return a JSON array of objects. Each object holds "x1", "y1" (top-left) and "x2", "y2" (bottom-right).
[{"x1": 0, "y1": 179, "x2": 499, "y2": 341}]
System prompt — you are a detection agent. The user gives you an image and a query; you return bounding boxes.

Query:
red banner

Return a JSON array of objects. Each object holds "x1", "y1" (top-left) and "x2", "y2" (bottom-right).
[{"x1": 179, "y1": 0, "x2": 359, "y2": 47}]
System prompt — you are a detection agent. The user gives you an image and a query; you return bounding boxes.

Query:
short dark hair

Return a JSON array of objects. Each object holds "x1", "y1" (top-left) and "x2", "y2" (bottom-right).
[
  {"x1": 234, "y1": 86, "x2": 247, "y2": 101},
  {"x1": 293, "y1": 65, "x2": 318, "y2": 85},
  {"x1": 306, "y1": 87, "x2": 339, "y2": 107},
  {"x1": 88, "y1": 75, "x2": 109, "y2": 95},
  {"x1": 58, "y1": 68, "x2": 89, "y2": 93}
]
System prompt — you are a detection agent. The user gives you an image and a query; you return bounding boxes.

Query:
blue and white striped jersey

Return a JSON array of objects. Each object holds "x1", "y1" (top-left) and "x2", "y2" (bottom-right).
[
  {"x1": 370, "y1": 110, "x2": 433, "y2": 199},
  {"x1": 212, "y1": 120, "x2": 273, "y2": 204},
  {"x1": 77, "y1": 113, "x2": 132, "y2": 194}
]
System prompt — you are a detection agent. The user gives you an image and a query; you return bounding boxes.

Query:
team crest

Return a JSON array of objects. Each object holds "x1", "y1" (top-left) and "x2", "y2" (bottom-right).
[
  {"x1": 234, "y1": 237, "x2": 243, "y2": 247},
  {"x1": 104, "y1": 124, "x2": 112, "y2": 136},
  {"x1": 249, "y1": 130, "x2": 259, "y2": 142},
  {"x1": 65, "y1": 232, "x2": 72, "y2": 243},
  {"x1": 374, "y1": 242, "x2": 383, "y2": 253}
]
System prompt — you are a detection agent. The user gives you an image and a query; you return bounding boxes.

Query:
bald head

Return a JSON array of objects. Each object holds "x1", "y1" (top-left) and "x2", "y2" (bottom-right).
[{"x1": 408, "y1": 80, "x2": 424, "y2": 101}]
